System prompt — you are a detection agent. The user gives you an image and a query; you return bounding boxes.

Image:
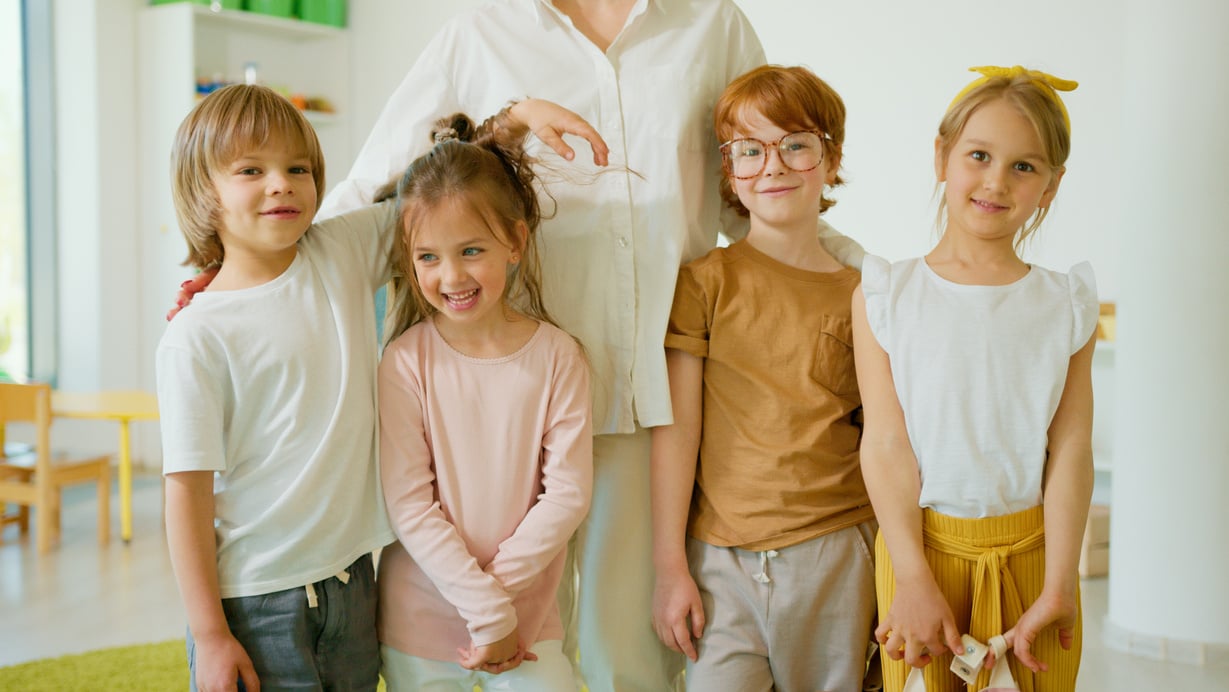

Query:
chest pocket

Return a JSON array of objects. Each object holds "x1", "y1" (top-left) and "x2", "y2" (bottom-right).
[{"x1": 813, "y1": 314, "x2": 859, "y2": 399}]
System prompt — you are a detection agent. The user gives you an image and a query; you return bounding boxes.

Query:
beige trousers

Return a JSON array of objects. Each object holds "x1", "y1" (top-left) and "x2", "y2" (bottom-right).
[{"x1": 684, "y1": 522, "x2": 879, "y2": 692}]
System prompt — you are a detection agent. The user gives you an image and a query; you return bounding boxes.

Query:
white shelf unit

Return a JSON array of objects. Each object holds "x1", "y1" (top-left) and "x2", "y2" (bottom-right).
[{"x1": 136, "y1": 2, "x2": 351, "y2": 394}]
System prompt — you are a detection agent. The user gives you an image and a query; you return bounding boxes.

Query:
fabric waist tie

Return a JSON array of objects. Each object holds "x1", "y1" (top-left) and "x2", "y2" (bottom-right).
[{"x1": 921, "y1": 506, "x2": 1045, "y2": 692}]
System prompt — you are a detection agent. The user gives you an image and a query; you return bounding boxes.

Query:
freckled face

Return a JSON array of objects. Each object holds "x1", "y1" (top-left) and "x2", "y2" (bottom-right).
[{"x1": 728, "y1": 110, "x2": 836, "y2": 232}]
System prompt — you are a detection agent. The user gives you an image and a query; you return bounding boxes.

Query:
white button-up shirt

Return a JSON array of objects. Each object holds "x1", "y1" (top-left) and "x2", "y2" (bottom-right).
[{"x1": 321, "y1": 0, "x2": 767, "y2": 433}]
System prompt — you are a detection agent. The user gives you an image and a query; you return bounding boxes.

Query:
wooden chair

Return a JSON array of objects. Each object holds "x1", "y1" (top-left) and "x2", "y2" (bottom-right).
[{"x1": 0, "y1": 381, "x2": 111, "y2": 553}]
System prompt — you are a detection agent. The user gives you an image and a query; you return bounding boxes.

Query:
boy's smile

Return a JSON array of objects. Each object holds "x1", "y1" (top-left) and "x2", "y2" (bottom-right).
[
  {"x1": 260, "y1": 205, "x2": 305, "y2": 220},
  {"x1": 212, "y1": 134, "x2": 318, "y2": 281},
  {"x1": 730, "y1": 112, "x2": 836, "y2": 236}
]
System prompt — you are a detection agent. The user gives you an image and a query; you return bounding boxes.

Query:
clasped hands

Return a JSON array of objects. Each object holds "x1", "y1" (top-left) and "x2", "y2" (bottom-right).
[
  {"x1": 457, "y1": 628, "x2": 538, "y2": 675},
  {"x1": 879, "y1": 580, "x2": 1079, "y2": 674}
]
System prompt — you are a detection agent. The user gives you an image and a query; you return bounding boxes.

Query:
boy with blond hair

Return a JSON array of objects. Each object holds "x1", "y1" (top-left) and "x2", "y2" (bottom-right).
[{"x1": 157, "y1": 84, "x2": 397, "y2": 691}]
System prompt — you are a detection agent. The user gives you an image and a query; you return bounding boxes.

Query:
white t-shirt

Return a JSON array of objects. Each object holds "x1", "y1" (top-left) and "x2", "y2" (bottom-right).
[
  {"x1": 156, "y1": 202, "x2": 398, "y2": 598},
  {"x1": 319, "y1": 0, "x2": 767, "y2": 434},
  {"x1": 862, "y1": 255, "x2": 1098, "y2": 518}
]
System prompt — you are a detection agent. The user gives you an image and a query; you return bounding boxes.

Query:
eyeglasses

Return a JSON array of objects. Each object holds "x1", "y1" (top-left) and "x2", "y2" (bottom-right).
[{"x1": 719, "y1": 131, "x2": 831, "y2": 180}]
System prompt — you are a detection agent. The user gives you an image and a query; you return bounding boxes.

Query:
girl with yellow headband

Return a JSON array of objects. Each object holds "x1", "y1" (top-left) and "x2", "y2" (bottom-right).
[{"x1": 851, "y1": 66, "x2": 1097, "y2": 691}]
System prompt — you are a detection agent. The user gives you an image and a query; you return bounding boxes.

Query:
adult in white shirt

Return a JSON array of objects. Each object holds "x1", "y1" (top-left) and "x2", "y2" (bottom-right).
[{"x1": 321, "y1": 2, "x2": 857, "y2": 689}]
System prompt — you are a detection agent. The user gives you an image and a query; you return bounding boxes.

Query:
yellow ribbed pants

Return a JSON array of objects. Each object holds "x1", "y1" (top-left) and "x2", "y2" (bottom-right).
[{"x1": 874, "y1": 506, "x2": 1081, "y2": 691}]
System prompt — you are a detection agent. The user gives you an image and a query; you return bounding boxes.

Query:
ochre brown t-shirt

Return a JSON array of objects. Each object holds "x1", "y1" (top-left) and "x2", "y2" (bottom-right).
[{"x1": 665, "y1": 240, "x2": 873, "y2": 551}]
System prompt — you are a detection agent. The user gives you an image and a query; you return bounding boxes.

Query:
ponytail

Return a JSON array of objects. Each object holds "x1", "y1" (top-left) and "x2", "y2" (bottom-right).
[{"x1": 383, "y1": 110, "x2": 559, "y2": 345}]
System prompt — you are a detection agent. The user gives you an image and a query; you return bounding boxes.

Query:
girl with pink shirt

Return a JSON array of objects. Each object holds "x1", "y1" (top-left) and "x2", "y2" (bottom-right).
[{"x1": 375, "y1": 111, "x2": 593, "y2": 691}]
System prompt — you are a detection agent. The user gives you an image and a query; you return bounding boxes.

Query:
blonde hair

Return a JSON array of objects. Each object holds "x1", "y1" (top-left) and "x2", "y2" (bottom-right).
[
  {"x1": 713, "y1": 65, "x2": 846, "y2": 217},
  {"x1": 381, "y1": 112, "x2": 560, "y2": 345},
  {"x1": 936, "y1": 73, "x2": 1072, "y2": 247},
  {"x1": 170, "y1": 84, "x2": 325, "y2": 268}
]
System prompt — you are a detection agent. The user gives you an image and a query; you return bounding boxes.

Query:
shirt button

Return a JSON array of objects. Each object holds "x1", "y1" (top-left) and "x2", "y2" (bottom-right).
[{"x1": 617, "y1": 236, "x2": 629, "y2": 248}]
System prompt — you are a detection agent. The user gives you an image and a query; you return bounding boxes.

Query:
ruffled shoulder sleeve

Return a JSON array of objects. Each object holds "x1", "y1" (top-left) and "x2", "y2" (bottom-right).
[
  {"x1": 1067, "y1": 262, "x2": 1099, "y2": 353},
  {"x1": 861, "y1": 254, "x2": 892, "y2": 351}
]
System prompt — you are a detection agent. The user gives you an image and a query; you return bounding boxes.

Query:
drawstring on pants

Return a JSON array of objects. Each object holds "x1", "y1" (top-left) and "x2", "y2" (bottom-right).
[
  {"x1": 304, "y1": 567, "x2": 352, "y2": 608},
  {"x1": 752, "y1": 549, "x2": 779, "y2": 584}
]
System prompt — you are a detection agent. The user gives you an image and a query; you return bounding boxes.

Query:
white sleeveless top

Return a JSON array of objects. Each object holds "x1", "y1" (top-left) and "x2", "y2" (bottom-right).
[{"x1": 862, "y1": 255, "x2": 1098, "y2": 518}]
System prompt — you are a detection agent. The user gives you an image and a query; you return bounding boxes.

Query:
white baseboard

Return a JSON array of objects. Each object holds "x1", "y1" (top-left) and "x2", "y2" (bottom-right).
[{"x1": 1103, "y1": 617, "x2": 1229, "y2": 666}]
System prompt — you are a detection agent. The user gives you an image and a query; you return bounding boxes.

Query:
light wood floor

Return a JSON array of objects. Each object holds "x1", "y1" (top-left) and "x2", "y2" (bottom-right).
[{"x1": 1, "y1": 476, "x2": 1223, "y2": 690}]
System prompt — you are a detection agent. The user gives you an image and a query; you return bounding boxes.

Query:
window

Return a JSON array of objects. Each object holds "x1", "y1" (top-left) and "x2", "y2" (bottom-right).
[
  {"x1": 1, "y1": 1, "x2": 54, "y2": 383},
  {"x1": 0, "y1": 2, "x2": 26, "y2": 381}
]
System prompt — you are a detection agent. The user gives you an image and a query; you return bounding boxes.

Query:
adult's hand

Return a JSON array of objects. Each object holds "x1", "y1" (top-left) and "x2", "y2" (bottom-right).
[{"x1": 510, "y1": 99, "x2": 610, "y2": 166}]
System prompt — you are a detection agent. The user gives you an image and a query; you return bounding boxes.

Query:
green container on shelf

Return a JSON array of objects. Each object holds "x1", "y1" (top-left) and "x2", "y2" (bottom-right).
[
  {"x1": 150, "y1": 0, "x2": 242, "y2": 8},
  {"x1": 298, "y1": 0, "x2": 346, "y2": 27},
  {"x1": 244, "y1": 0, "x2": 294, "y2": 18}
]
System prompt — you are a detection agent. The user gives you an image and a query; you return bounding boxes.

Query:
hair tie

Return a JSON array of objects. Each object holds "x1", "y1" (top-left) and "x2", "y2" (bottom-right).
[
  {"x1": 948, "y1": 65, "x2": 1078, "y2": 132},
  {"x1": 433, "y1": 127, "x2": 459, "y2": 144}
]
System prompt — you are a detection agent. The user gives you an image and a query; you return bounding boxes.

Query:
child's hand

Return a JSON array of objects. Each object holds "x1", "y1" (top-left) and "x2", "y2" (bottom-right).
[
  {"x1": 509, "y1": 99, "x2": 610, "y2": 167},
  {"x1": 876, "y1": 577, "x2": 964, "y2": 668},
  {"x1": 1003, "y1": 587, "x2": 1079, "y2": 673},
  {"x1": 651, "y1": 565, "x2": 706, "y2": 662},
  {"x1": 166, "y1": 266, "x2": 219, "y2": 321},
  {"x1": 456, "y1": 630, "x2": 538, "y2": 674},
  {"x1": 193, "y1": 630, "x2": 260, "y2": 692}
]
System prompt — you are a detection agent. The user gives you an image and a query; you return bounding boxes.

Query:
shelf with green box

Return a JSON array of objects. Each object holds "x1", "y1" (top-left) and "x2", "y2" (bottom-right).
[
  {"x1": 144, "y1": 0, "x2": 350, "y2": 128},
  {"x1": 150, "y1": 0, "x2": 347, "y2": 31}
]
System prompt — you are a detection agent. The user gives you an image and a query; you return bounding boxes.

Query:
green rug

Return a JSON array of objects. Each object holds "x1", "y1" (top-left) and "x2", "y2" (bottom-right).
[
  {"x1": 0, "y1": 640, "x2": 392, "y2": 691},
  {"x1": 0, "y1": 639, "x2": 187, "y2": 691}
]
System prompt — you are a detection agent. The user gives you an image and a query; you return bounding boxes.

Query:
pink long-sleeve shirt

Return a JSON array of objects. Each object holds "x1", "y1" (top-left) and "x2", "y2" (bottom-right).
[{"x1": 376, "y1": 318, "x2": 593, "y2": 662}]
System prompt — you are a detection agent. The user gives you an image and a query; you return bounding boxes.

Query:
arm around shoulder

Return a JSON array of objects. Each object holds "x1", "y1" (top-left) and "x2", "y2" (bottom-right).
[{"x1": 311, "y1": 198, "x2": 400, "y2": 289}]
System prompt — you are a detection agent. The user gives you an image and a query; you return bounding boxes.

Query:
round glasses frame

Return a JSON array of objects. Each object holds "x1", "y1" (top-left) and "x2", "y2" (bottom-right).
[{"x1": 719, "y1": 130, "x2": 832, "y2": 180}]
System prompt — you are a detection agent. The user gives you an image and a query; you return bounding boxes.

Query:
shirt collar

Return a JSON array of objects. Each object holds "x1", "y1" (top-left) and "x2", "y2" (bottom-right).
[{"x1": 531, "y1": 0, "x2": 657, "y2": 33}]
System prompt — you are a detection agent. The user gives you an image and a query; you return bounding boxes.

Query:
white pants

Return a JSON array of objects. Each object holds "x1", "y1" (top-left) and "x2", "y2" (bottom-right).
[
  {"x1": 558, "y1": 428, "x2": 683, "y2": 691},
  {"x1": 380, "y1": 640, "x2": 575, "y2": 691}
]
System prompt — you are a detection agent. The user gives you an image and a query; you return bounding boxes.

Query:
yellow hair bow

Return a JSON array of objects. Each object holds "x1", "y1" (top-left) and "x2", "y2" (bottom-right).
[{"x1": 949, "y1": 65, "x2": 1079, "y2": 132}]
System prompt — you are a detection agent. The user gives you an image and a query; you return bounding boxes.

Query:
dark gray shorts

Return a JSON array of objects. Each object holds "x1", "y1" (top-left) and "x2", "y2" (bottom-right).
[{"x1": 187, "y1": 553, "x2": 379, "y2": 692}]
